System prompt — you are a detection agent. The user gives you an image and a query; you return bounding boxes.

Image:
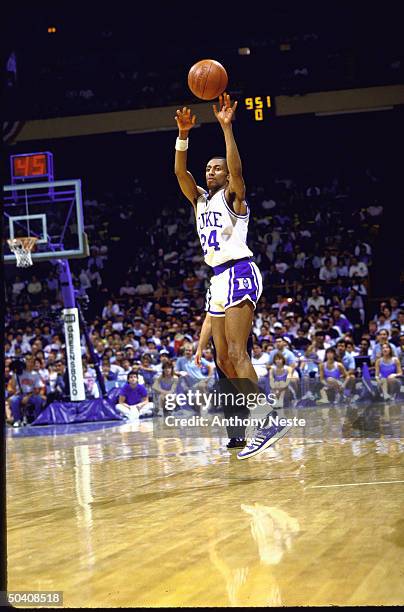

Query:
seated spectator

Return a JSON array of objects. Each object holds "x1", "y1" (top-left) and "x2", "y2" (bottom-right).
[
  {"x1": 251, "y1": 343, "x2": 270, "y2": 392},
  {"x1": 144, "y1": 340, "x2": 160, "y2": 364},
  {"x1": 172, "y1": 290, "x2": 191, "y2": 316},
  {"x1": 11, "y1": 276, "x2": 26, "y2": 304},
  {"x1": 337, "y1": 257, "x2": 349, "y2": 278},
  {"x1": 83, "y1": 363, "x2": 100, "y2": 399},
  {"x1": 101, "y1": 362, "x2": 118, "y2": 382},
  {"x1": 268, "y1": 337, "x2": 299, "y2": 398},
  {"x1": 52, "y1": 361, "x2": 70, "y2": 401},
  {"x1": 116, "y1": 372, "x2": 154, "y2": 419},
  {"x1": 332, "y1": 307, "x2": 352, "y2": 335},
  {"x1": 268, "y1": 337, "x2": 297, "y2": 368},
  {"x1": 349, "y1": 258, "x2": 368, "y2": 279},
  {"x1": 27, "y1": 275, "x2": 43, "y2": 305},
  {"x1": 375, "y1": 344, "x2": 402, "y2": 400},
  {"x1": 319, "y1": 258, "x2": 337, "y2": 282},
  {"x1": 136, "y1": 354, "x2": 158, "y2": 388},
  {"x1": 175, "y1": 342, "x2": 214, "y2": 392},
  {"x1": 8, "y1": 355, "x2": 46, "y2": 427},
  {"x1": 269, "y1": 353, "x2": 293, "y2": 408},
  {"x1": 371, "y1": 329, "x2": 399, "y2": 363},
  {"x1": 152, "y1": 361, "x2": 179, "y2": 413},
  {"x1": 119, "y1": 280, "x2": 136, "y2": 297},
  {"x1": 79, "y1": 268, "x2": 92, "y2": 292},
  {"x1": 299, "y1": 343, "x2": 320, "y2": 378},
  {"x1": 134, "y1": 276, "x2": 154, "y2": 296},
  {"x1": 154, "y1": 350, "x2": 171, "y2": 375},
  {"x1": 307, "y1": 288, "x2": 325, "y2": 311},
  {"x1": 11, "y1": 332, "x2": 32, "y2": 356},
  {"x1": 318, "y1": 348, "x2": 348, "y2": 404},
  {"x1": 102, "y1": 299, "x2": 121, "y2": 319}
]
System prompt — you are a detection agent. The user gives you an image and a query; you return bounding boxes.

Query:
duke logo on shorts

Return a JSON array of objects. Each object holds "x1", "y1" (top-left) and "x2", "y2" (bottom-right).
[{"x1": 197, "y1": 187, "x2": 263, "y2": 317}]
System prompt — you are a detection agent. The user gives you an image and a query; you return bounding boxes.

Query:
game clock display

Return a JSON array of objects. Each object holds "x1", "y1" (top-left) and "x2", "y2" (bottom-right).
[
  {"x1": 243, "y1": 96, "x2": 273, "y2": 121},
  {"x1": 10, "y1": 152, "x2": 54, "y2": 182}
]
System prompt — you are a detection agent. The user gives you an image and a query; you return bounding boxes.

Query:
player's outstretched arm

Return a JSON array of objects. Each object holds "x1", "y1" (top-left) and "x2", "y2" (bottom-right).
[
  {"x1": 213, "y1": 93, "x2": 247, "y2": 215},
  {"x1": 174, "y1": 107, "x2": 201, "y2": 209}
]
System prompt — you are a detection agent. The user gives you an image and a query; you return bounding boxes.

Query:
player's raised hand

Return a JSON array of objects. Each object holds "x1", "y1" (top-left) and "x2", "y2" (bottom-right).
[
  {"x1": 213, "y1": 92, "x2": 237, "y2": 127},
  {"x1": 175, "y1": 107, "x2": 196, "y2": 131}
]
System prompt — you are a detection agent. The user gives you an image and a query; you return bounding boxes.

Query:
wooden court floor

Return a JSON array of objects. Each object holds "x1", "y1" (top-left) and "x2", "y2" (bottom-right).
[{"x1": 6, "y1": 403, "x2": 404, "y2": 607}]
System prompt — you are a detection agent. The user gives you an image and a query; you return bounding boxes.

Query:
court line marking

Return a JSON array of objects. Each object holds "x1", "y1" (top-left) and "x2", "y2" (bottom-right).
[{"x1": 309, "y1": 480, "x2": 404, "y2": 489}]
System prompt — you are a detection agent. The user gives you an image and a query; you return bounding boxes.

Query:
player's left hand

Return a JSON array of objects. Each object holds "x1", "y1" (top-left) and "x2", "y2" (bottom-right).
[{"x1": 213, "y1": 92, "x2": 237, "y2": 127}]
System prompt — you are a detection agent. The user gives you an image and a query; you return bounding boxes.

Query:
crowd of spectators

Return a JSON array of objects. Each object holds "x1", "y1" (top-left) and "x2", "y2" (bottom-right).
[
  {"x1": 4, "y1": 17, "x2": 403, "y2": 120},
  {"x1": 4, "y1": 168, "x2": 404, "y2": 426}
]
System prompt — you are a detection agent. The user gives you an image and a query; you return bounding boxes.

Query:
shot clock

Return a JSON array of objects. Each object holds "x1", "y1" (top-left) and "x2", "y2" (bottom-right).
[
  {"x1": 243, "y1": 96, "x2": 273, "y2": 121},
  {"x1": 10, "y1": 152, "x2": 54, "y2": 184}
]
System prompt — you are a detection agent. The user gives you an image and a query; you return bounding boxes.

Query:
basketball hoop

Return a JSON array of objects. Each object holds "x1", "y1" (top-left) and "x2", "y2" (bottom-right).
[{"x1": 7, "y1": 237, "x2": 38, "y2": 267}]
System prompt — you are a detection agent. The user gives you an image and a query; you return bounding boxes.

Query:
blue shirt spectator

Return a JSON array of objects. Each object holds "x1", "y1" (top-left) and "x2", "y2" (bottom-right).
[
  {"x1": 335, "y1": 341, "x2": 356, "y2": 372},
  {"x1": 332, "y1": 308, "x2": 352, "y2": 334},
  {"x1": 268, "y1": 338, "x2": 297, "y2": 366},
  {"x1": 175, "y1": 344, "x2": 213, "y2": 384},
  {"x1": 119, "y1": 381, "x2": 148, "y2": 405}
]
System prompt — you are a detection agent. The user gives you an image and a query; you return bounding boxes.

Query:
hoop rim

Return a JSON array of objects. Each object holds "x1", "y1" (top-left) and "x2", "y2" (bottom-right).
[{"x1": 7, "y1": 236, "x2": 38, "y2": 251}]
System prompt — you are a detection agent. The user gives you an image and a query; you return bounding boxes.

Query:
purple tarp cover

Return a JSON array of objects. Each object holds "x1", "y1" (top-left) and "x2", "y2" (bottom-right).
[{"x1": 32, "y1": 398, "x2": 125, "y2": 425}]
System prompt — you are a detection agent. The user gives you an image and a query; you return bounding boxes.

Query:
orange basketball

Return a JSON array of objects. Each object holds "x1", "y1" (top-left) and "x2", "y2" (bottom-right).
[{"x1": 188, "y1": 59, "x2": 228, "y2": 101}]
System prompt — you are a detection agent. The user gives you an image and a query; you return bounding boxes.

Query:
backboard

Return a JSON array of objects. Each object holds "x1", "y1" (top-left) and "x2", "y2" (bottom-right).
[{"x1": 4, "y1": 179, "x2": 89, "y2": 263}]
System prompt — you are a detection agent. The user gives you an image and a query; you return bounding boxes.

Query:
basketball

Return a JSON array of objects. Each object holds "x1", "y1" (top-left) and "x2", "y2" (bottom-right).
[{"x1": 188, "y1": 59, "x2": 228, "y2": 100}]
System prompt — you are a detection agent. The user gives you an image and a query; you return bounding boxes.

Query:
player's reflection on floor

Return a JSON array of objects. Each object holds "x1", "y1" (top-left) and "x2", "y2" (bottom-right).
[
  {"x1": 341, "y1": 402, "x2": 402, "y2": 438},
  {"x1": 208, "y1": 502, "x2": 300, "y2": 606}
]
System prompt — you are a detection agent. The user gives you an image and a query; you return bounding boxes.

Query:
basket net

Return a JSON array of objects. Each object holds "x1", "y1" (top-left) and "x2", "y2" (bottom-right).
[{"x1": 7, "y1": 237, "x2": 38, "y2": 267}]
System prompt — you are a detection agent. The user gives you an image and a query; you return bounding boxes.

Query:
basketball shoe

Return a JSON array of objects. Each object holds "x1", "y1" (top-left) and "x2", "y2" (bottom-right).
[
  {"x1": 237, "y1": 410, "x2": 291, "y2": 460},
  {"x1": 226, "y1": 437, "x2": 247, "y2": 449}
]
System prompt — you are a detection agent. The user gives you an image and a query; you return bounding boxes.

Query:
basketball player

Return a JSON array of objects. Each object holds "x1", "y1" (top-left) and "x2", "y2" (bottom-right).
[{"x1": 174, "y1": 93, "x2": 290, "y2": 459}]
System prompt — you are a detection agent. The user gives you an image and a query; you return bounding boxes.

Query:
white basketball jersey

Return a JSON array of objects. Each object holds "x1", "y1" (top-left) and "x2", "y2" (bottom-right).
[{"x1": 196, "y1": 188, "x2": 253, "y2": 268}]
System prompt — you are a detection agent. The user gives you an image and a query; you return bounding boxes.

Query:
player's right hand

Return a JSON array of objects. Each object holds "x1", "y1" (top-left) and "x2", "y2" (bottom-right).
[
  {"x1": 175, "y1": 107, "x2": 196, "y2": 131},
  {"x1": 195, "y1": 346, "x2": 203, "y2": 367}
]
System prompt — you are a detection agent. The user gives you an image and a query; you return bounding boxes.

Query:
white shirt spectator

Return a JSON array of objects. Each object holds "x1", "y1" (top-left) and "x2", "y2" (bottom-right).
[
  {"x1": 119, "y1": 282, "x2": 136, "y2": 296},
  {"x1": 27, "y1": 278, "x2": 42, "y2": 295},
  {"x1": 12, "y1": 279, "x2": 26, "y2": 298},
  {"x1": 135, "y1": 281, "x2": 154, "y2": 295},
  {"x1": 88, "y1": 269, "x2": 102, "y2": 286},
  {"x1": 349, "y1": 262, "x2": 368, "y2": 278},
  {"x1": 102, "y1": 303, "x2": 121, "y2": 318},
  {"x1": 307, "y1": 295, "x2": 325, "y2": 310},
  {"x1": 79, "y1": 269, "x2": 92, "y2": 290},
  {"x1": 110, "y1": 363, "x2": 125, "y2": 376},
  {"x1": 251, "y1": 352, "x2": 270, "y2": 377},
  {"x1": 319, "y1": 265, "x2": 338, "y2": 281},
  {"x1": 354, "y1": 242, "x2": 372, "y2": 257},
  {"x1": 11, "y1": 337, "x2": 32, "y2": 355}
]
